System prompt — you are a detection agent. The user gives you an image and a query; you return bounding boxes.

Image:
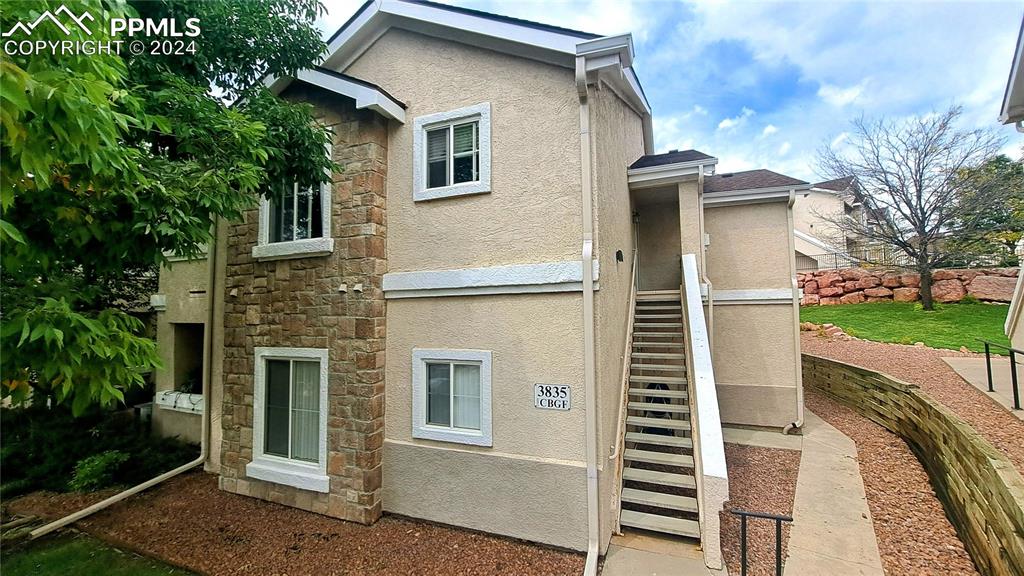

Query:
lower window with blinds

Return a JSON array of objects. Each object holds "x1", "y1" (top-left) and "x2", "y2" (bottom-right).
[
  {"x1": 412, "y1": 349, "x2": 493, "y2": 446},
  {"x1": 247, "y1": 347, "x2": 330, "y2": 492}
]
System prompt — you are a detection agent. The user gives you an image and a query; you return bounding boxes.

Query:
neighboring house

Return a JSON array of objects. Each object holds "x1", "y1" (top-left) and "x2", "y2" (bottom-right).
[
  {"x1": 1001, "y1": 16, "x2": 1024, "y2": 347},
  {"x1": 791, "y1": 176, "x2": 875, "y2": 271},
  {"x1": 150, "y1": 0, "x2": 805, "y2": 570}
]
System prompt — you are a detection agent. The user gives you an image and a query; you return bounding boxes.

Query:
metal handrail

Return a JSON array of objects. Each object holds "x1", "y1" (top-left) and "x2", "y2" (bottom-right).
[
  {"x1": 977, "y1": 339, "x2": 1023, "y2": 410},
  {"x1": 610, "y1": 250, "x2": 638, "y2": 531},
  {"x1": 731, "y1": 509, "x2": 793, "y2": 576}
]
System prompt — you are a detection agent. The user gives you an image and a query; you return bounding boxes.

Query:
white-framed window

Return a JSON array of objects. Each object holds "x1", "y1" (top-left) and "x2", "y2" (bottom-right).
[
  {"x1": 247, "y1": 347, "x2": 329, "y2": 493},
  {"x1": 413, "y1": 103, "x2": 491, "y2": 202},
  {"x1": 412, "y1": 349, "x2": 492, "y2": 446},
  {"x1": 252, "y1": 144, "x2": 334, "y2": 261}
]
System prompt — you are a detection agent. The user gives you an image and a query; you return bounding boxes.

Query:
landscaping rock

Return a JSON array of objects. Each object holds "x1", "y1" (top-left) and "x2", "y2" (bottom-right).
[
  {"x1": 967, "y1": 275, "x2": 1018, "y2": 301},
  {"x1": 863, "y1": 287, "x2": 893, "y2": 298},
  {"x1": 818, "y1": 272, "x2": 843, "y2": 288},
  {"x1": 804, "y1": 280, "x2": 819, "y2": 294},
  {"x1": 932, "y1": 279, "x2": 967, "y2": 303},
  {"x1": 856, "y1": 276, "x2": 881, "y2": 289},
  {"x1": 819, "y1": 286, "x2": 844, "y2": 297},
  {"x1": 932, "y1": 269, "x2": 959, "y2": 281},
  {"x1": 893, "y1": 287, "x2": 920, "y2": 302},
  {"x1": 881, "y1": 274, "x2": 902, "y2": 288},
  {"x1": 820, "y1": 297, "x2": 841, "y2": 305},
  {"x1": 843, "y1": 280, "x2": 860, "y2": 292},
  {"x1": 802, "y1": 294, "x2": 820, "y2": 306},
  {"x1": 841, "y1": 268, "x2": 871, "y2": 281},
  {"x1": 899, "y1": 273, "x2": 920, "y2": 287},
  {"x1": 840, "y1": 292, "x2": 865, "y2": 304}
]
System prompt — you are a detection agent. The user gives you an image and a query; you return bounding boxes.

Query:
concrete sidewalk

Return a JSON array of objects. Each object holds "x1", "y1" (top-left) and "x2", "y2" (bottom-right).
[
  {"x1": 784, "y1": 412, "x2": 884, "y2": 576},
  {"x1": 942, "y1": 356, "x2": 1024, "y2": 420},
  {"x1": 602, "y1": 531, "x2": 722, "y2": 576}
]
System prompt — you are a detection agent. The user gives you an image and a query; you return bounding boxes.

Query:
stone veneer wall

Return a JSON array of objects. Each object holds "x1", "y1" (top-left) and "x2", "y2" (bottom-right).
[
  {"x1": 219, "y1": 85, "x2": 388, "y2": 524},
  {"x1": 799, "y1": 267, "x2": 1019, "y2": 306},
  {"x1": 803, "y1": 354, "x2": 1024, "y2": 576}
]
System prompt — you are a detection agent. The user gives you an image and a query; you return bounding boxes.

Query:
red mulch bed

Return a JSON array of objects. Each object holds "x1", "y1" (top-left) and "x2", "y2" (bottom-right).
[
  {"x1": 5, "y1": 473, "x2": 583, "y2": 576},
  {"x1": 806, "y1": 389, "x2": 978, "y2": 575},
  {"x1": 719, "y1": 443, "x2": 800, "y2": 576},
  {"x1": 802, "y1": 332, "x2": 1024, "y2": 473}
]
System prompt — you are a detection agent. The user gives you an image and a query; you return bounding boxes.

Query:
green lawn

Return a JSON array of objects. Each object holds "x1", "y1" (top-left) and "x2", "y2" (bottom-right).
[
  {"x1": 799, "y1": 302, "x2": 1010, "y2": 353},
  {"x1": 2, "y1": 534, "x2": 192, "y2": 576}
]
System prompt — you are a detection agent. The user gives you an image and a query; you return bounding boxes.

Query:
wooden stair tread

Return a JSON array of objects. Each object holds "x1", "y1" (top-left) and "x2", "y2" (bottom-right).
[
  {"x1": 619, "y1": 510, "x2": 700, "y2": 538},
  {"x1": 626, "y1": 431, "x2": 693, "y2": 448},
  {"x1": 623, "y1": 467, "x2": 697, "y2": 489},
  {"x1": 626, "y1": 416, "x2": 691, "y2": 430},
  {"x1": 628, "y1": 401, "x2": 689, "y2": 413},
  {"x1": 621, "y1": 488, "x2": 698, "y2": 512},
  {"x1": 628, "y1": 388, "x2": 688, "y2": 398},
  {"x1": 625, "y1": 448, "x2": 694, "y2": 467}
]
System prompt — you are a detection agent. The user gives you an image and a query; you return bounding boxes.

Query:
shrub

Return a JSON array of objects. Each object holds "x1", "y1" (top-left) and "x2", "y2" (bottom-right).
[
  {"x1": 69, "y1": 451, "x2": 131, "y2": 491},
  {"x1": 959, "y1": 294, "x2": 980, "y2": 305},
  {"x1": 0, "y1": 404, "x2": 198, "y2": 496}
]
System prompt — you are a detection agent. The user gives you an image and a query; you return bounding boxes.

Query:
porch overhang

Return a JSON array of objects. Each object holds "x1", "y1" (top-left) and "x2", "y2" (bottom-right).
[
  {"x1": 703, "y1": 183, "x2": 812, "y2": 207},
  {"x1": 628, "y1": 157, "x2": 718, "y2": 190}
]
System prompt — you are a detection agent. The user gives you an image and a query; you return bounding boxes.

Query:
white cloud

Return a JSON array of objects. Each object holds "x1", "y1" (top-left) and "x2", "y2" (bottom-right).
[
  {"x1": 778, "y1": 142, "x2": 791, "y2": 157},
  {"x1": 831, "y1": 132, "x2": 850, "y2": 148},
  {"x1": 717, "y1": 107, "x2": 755, "y2": 131},
  {"x1": 761, "y1": 124, "x2": 778, "y2": 137},
  {"x1": 818, "y1": 81, "x2": 867, "y2": 107},
  {"x1": 692, "y1": 105, "x2": 708, "y2": 116}
]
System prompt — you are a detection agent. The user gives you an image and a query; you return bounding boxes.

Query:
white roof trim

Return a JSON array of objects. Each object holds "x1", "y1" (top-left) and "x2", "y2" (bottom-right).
[
  {"x1": 265, "y1": 69, "x2": 406, "y2": 123},
  {"x1": 704, "y1": 184, "x2": 811, "y2": 207},
  {"x1": 315, "y1": 0, "x2": 650, "y2": 117},
  {"x1": 1000, "y1": 17, "x2": 1024, "y2": 124},
  {"x1": 794, "y1": 229, "x2": 841, "y2": 253},
  {"x1": 628, "y1": 159, "x2": 716, "y2": 189}
]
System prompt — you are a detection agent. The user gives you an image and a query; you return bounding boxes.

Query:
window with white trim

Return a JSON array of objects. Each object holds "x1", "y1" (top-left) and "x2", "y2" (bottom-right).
[
  {"x1": 413, "y1": 103, "x2": 491, "y2": 201},
  {"x1": 412, "y1": 349, "x2": 492, "y2": 446},
  {"x1": 252, "y1": 144, "x2": 334, "y2": 261},
  {"x1": 247, "y1": 347, "x2": 329, "y2": 493}
]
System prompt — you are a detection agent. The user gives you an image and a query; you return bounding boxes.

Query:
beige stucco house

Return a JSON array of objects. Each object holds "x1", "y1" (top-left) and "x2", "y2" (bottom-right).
[
  {"x1": 791, "y1": 176, "x2": 874, "y2": 271},
  {"x1": 1001, "y1": 16, "x2": 1024, "y2": 348},
  {"x1": 151, "y1": 0, "x2": 806, "y2": 571}
]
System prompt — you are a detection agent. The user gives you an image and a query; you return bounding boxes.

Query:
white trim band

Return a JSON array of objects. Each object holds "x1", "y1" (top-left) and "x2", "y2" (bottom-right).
[
  {"x1": 383, "y1": 260, "x2": 601, "y2": 299},
  {"x1": 709, "y1": 288, "x2": 796, "y2": 305}
]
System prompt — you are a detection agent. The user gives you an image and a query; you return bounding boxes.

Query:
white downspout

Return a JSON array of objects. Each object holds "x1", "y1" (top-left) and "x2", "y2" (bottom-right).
[
  {"x1": 576, "y1": 55, "x2": 600, "y2": 576},
  {"x1": 784, "y1": 190, "x2": 804, "y2": 433},
  {"x1": 30, "y1": 222, "x2": 218, "y2": 539}
]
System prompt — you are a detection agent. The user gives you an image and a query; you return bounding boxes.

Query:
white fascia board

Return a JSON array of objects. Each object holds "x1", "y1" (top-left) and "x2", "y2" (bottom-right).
[
  {"x1": 703, "y1": 184, "x2": 810, "y2": 207},
  {"x1": 576, "y1": 34, "x2": 634, "y2": 68},
  {"x1": 710, "y1": 288, "x2": 796, "y2": 305},
  {"x1": 380, "y1": 0, "x2": 581, "y2": 56},
  {"x1": 622, "y1": 67, "x2": 651, "y2": 115},
  {"x1": 265, "y1": 69, "x2": 405, "y2": 123},
  {"x1": 793, "y1": 229, "x2": 840, "y2": 253},
  {"x1": 627, "y1": 159, "x2": 715, "y2": 189},
  {"x1": 1000, "y1": 18, "x2": 1024, "y2": 124},
  {"x1": 383, "y1": 260, "x2": 600, "y2": 299}
]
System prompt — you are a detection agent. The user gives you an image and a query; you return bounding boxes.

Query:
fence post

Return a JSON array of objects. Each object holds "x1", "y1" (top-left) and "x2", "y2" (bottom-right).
[
  {"x1": 985, "y1": 342, "x2": 994, "y2": 392},
  {"x1": 740, "y1": 514, "x2": 748, "y2": 576},
  {"x1": 1011, "y1": 350, "x2": 1021, "y2": 410}
]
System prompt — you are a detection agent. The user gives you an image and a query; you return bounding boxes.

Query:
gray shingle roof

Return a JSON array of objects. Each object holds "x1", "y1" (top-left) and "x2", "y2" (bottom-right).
[
  {"x1": 629, "y1": 150, "x2": 716, "y2": 170},
  {"x1": 704, "y1": 169, "x2": 808, "y2": 193},
  {"x1": 814, "y1": 176, "x2": 855, "y2": 192}
]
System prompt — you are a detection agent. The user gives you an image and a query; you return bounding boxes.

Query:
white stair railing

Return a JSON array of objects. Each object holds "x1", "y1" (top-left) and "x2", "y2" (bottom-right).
[
  {"x1": 680, "y1": 253, "x2": 729, "y2": 570},
  {"x1": 610, "y1": 250, "x2": 638, "y2": 532}
]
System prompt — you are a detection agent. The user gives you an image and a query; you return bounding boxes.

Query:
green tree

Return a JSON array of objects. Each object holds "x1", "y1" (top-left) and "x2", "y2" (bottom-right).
[
  {"x1": 1, "y1": 0, "x2": 336, "y2": 413},
  {"x1": 948, "y1": 154, "x2": 1024, "y2": 267}
]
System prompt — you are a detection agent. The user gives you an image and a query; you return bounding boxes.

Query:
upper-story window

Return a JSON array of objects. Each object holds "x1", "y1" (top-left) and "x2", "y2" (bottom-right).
[
  {"x1": 413, "y1": 103, "x2": 491, "y2": 202},
  {"x1": 252, "y1": 145, "x2": 334, "y2": 261},
  {"x1": 269, "y1": 182, "x2": 323, "y2": 242}
]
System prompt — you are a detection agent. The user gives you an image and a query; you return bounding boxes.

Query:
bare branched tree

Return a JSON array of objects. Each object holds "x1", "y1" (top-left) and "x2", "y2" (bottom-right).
[{"x1": 817, "y1": 105, "x2": 1007, "y2": 310}]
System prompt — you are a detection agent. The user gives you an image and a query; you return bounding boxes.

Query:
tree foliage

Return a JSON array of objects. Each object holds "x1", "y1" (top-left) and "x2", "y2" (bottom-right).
[
  {"x1": 1, "y1": 0, "x2": 335, "y2": 413},
  {"x1": 817, "y1": 106, "x2": 1007, "y2": 310},
  {"x1": 947, "y1": 154, "x2": 1024, "y2": 267}
]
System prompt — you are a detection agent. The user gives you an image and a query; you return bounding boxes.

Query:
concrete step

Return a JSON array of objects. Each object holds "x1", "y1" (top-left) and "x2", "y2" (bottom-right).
[
  {"x1": 628, "y1": 401, "x2": 689, "y2": 414},
  {"x1": 626, "y1": 416, "x2": 691, "y2": 431},
  {"x1": 620, "y1": 510, "x2": 700, "y2": 539},
  {"x1": 628, "y1": 388, "x2": 688, "y2": 399},
  {"x1": 629, "y1": 375, "x2": 687, "y2": 385},
  {"x1": 625, "y1": 431, "x2": 692, "y2": 448},
  {"x1": 632, "y1": 352, "x2": 685, "y2": 360},
  {"x1": 624, "y1": 449, "x2": 694, "y2": 468},
  {"x1": 621, "y1": 488, "x2": 698, "y2": 513},
  {"x1": 623, "y1": 467, "x2": 697, "y2": 489},
  {"x1": 630, "y1": 364, "x2": 685, "y2": 372}
]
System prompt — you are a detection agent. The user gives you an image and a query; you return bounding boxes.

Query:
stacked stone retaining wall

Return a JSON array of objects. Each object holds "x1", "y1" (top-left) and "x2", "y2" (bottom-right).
[
  {"x1": 799, "y1": 267, "x2": 1018, "y2": 306},
  {"x1": 803, "y1": 354, "x2": 1024, "y2": 576}
]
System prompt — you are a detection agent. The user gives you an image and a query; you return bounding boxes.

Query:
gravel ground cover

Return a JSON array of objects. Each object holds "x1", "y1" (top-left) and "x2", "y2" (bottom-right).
[
  {"x1": 719, "y1": 443, "x2": 800, "y2": 576},
  {"x1": 7, "y1": 472, "x2": 584, "y2": 576},
  {"x1": 801, "y1": 332, "x2": 1024, "y2": 473},
  {"x1": 806, "y1": 389, "x2": 978, "y2": 575}
]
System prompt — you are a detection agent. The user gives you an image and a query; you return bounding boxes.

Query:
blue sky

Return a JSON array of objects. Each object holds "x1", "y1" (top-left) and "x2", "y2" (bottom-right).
[{"x1": 319, "y1": 0, "x2": 1022, "y2": 182}]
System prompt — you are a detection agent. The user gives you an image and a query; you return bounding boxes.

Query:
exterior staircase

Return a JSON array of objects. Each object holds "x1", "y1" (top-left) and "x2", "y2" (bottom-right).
[{"x1": 618, "y1": 289, "x2": 700, "y2": 539}]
